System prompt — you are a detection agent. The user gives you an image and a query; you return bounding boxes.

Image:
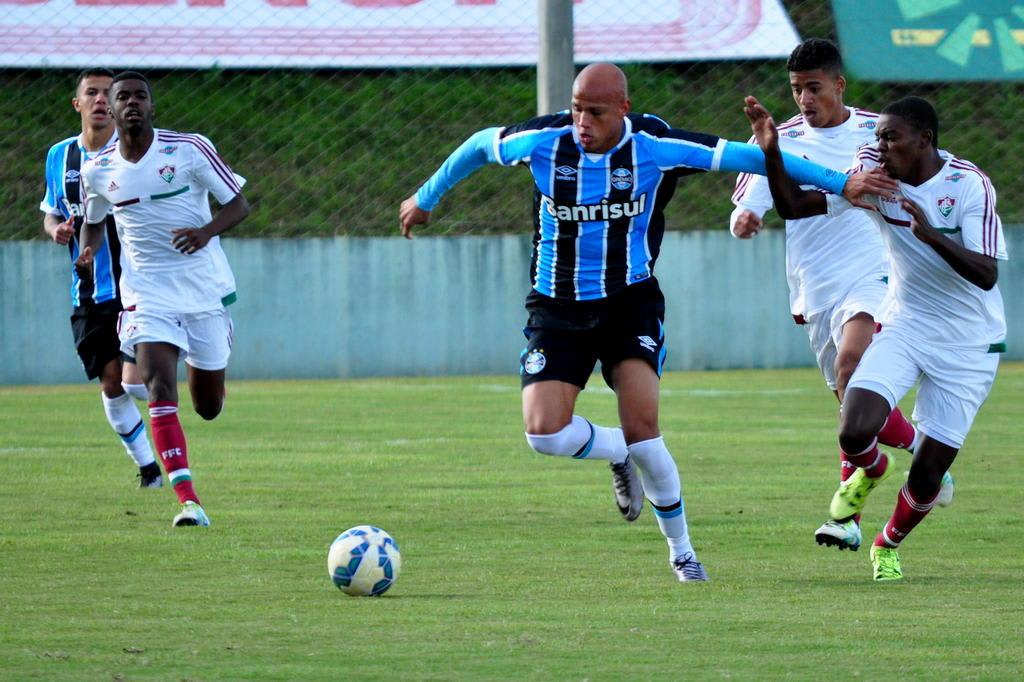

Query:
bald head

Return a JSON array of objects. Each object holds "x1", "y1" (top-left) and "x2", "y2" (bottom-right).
[
  {"x1": 571, "y1": 63, "x2": 631, "y2": 153},
  {"x1": 573, "y1": 63, "x2": 629, "y2": 104}
]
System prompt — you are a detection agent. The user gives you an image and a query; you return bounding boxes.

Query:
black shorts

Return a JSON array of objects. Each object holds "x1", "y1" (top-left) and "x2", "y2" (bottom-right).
[
  {"x1": 70, "y1": 300, "x2": 128, "y2": 380},
  {"x1": 519, "y1": 278, "x2": 667, "y2": 390}
]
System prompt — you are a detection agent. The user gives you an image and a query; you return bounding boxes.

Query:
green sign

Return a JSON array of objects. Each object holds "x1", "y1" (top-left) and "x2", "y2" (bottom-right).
[{"x1": 833, "y1": 0, "x2": 1024, "y2": 81}]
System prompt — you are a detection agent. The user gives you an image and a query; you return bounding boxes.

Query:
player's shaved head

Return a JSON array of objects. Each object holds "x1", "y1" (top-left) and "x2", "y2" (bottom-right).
[{"x1": 573, "y1": 63, "x2": 629, "y2": 104}]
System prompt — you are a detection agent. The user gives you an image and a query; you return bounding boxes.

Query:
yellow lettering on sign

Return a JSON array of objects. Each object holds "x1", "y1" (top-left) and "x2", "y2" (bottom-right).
[
  {"x1": 972, "y1": 29, "x2": 991, "y2": 46},
  {"x1": 891, "y1": 29, "x2": 944, "y2": 46}
]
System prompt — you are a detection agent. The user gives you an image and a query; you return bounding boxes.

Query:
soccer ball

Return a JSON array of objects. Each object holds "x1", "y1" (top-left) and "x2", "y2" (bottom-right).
[{"x1": 327, "y1": 525, "x2": 401, "y2": 597}]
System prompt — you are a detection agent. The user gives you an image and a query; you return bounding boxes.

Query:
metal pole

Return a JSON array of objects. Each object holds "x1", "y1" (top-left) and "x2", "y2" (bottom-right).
[{"x1": 537, "y1": 0, "x2": 575, "y2": 115}]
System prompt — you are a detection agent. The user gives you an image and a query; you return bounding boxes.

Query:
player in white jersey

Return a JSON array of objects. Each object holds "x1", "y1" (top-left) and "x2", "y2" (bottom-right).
[
  {"x1": 729, "y1": 40, "x2": 945, "y2": 552},
  {"x1": 76, "y1": 72, "x2": 251, "y2": 528},
  {"x1": 745, "y1": 95, "x2": 1006, "y2": 581}
]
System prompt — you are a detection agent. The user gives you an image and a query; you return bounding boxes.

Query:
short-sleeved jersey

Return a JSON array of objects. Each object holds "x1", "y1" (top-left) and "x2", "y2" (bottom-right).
[
  {"x1": 732, "y1": 107, "x2": 887, "y2": 317},
  {"x1": 40, "y1": 133, "x2": 122, "y2": 307},
  {"x1": 82, "y1": 129, "x2": 245, "y2": 313},
  {"x1": 840, "y1": 146, "x2": 1006, "y2": 348},
  {"x1": 495, "y1": 112, "x2": 725, "y2": 301}
]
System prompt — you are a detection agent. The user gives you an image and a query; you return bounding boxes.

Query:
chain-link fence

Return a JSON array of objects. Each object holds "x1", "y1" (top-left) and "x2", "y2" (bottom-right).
[{"x1": 2, "y1": 1, "x2": 1021, "y2": 240}]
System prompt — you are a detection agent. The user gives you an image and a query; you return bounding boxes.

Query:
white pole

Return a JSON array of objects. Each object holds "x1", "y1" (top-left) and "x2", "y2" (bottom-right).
[{"x1": 537, "y1": 0, "x2": 575, "y2": 115}]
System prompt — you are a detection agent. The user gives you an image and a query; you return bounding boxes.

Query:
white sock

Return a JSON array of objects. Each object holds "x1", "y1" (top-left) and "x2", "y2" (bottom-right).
[
  {"x1": 525, "y1": 415, "x2": 627, "y2": 462},
  {"x1": 121, "y1": 382, "x2": 149, "y2": 402},
  {"x1": 628, "y1": 436, "x2": 694, "y2": 560},
  {"x1": 102, "y1": 391, "x2": 156, "y2": 467}
]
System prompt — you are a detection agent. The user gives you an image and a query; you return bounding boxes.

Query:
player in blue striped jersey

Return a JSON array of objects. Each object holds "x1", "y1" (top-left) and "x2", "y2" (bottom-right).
[
  {"x1": 40, "y1": 69, "x2": 160, "y2": 488},
  {"x1": 400, "y1": 63, "x2": 894, "y2": 582}
]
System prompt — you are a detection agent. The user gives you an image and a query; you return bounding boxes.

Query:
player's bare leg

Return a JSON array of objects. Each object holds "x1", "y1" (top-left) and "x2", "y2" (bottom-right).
[
  {"x1": 121, "y1": 359, "x2": 149, "y2": 401},
  {"x1": 138, "y1": 342, "x2": 209, "y2": 526},
  {"x1": 97, "y1": 356, "x2": 159, "y2": 487},
  {"x1": 828, "y1": 388, "x2": 893, "y2": 525},
  {"x1": 611, "y1": 359, "x2": 707, "y2": 581},
  {"x1": 521, "y1": 380, "x2": 639, "y2": 518},
  {"x1": 187, "y1": 365, "x2": 226, "y2": 421}
]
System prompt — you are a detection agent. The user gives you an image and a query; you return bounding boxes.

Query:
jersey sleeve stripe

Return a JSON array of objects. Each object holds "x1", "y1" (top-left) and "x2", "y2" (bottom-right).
[
  {"x1": 159, "y1": 132, "x2": 241, "y2": 194},
  {"x1": 950, "y1": 159, "x2": 999, "y2": 256},
  {"x1": 732, "y1": 172, "x2": 753, "y2": 201}
]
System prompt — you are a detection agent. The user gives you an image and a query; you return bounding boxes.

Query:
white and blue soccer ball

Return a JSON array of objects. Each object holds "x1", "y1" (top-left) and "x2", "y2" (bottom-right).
[{"x1": 327, "y1": 525, "x2": 401, "y2": 597}]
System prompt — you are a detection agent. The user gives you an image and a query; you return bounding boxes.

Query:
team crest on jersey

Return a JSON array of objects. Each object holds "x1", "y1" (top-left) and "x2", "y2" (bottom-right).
[
  {"x1": 945, "y1": 172, "x2": 967, "y2": 183},
  {"x1": 555, "y1": 165, "x2": 577, "y2": 180},
  {"x1": 95, "y1": 157, "x2": 112, "y2": 167},
  {"x1": 158, "y1": 165, "x2": 175, "y2": 183},
  {"x1": 858, "y1": 120, "x2": 876, "y2": 129},
  {"x1": 937, "y1": 195, "x2": 956, "y2": 217},
  {"x1": 158, "y1": 145, "x2": 178, "y2": 155},
  {"x1": 782, "y1": 129, "x2": 805, "y2": 138},
  {"x1": 523, "y1": 349, "x2": 546, "y2": 375},
  {"x1": 611, "y1": 167, "x2": 633, "y2": 190}
]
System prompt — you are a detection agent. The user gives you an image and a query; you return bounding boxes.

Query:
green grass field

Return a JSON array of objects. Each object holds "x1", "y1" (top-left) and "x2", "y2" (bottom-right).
[{"x1": 2, "y1": 366, "x2": 1022, "y2": 680}]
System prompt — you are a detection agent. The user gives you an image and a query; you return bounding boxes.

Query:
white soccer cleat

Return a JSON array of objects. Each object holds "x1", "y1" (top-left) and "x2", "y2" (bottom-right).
[
  {"x1": 935, "y1": 471, "x2": 955, "y2": 508},
  {"x1": 814, "y1": 518, "x2": 862, "y2": 551},
  {"x1": 671, "y1": 552, "x2": 709, "y2": 582},
  {"x1": 172, "y1": 501, "x2": 210, "y2": 527}
]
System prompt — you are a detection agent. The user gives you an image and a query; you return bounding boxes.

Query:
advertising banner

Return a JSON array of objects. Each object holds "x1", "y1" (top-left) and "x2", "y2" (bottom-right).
[
  {"x1": 834, "y1": 0, "x2": 1024, "y2": 81},
  {"x1": 0, "y1": 0, "x2": 800, "y2": 69}
]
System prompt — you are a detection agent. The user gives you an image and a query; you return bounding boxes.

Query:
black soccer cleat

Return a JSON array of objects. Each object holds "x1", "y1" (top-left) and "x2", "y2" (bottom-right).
[
  {"x1": 609, "y1": 454, "x2": 644, "y2": 522},
  {"x1": 138, "y1": 462, "x2": 163, "y2": 489}
]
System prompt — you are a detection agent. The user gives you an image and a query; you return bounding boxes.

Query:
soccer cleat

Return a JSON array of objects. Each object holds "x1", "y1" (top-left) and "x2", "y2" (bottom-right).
[
  {"x1": 935, "y1": 471, "x2": 955, "y2": 508},
  {"x1": 671, "y1": 552, "x2": 709, "y2": 582},
  {"x1": 172, "y1": 501, "x2": 210, "y2": 527},
  {"x1": 814, "y1": 518, "x2": 862, "y2": 551},
  {"x1": 870, "y1": 544, "x2": 904, "y2": 581},
  {"x1": 609, "y1": 455, "x2": 644, "y2": 522},
  {"x1": 138, "y1": 462, "x2": 163, "y2": 489},
  {"x1": 830, "y1": 451, "x2": 894, "y2": 520}
]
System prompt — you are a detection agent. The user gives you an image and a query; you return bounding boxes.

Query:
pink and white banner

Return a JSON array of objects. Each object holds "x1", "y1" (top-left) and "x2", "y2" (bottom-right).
[{"x1": 0, "y1": 0, "x2": 800, "y2": 68}]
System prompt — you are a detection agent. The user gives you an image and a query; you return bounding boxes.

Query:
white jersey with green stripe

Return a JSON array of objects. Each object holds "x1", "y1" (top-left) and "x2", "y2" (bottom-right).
[
  {"x1": 82, "y1": 129, "x2": 245, "y2": 313},
  {"x1": 833, "y1": 147, "x2": 1006, "y2": 350}
]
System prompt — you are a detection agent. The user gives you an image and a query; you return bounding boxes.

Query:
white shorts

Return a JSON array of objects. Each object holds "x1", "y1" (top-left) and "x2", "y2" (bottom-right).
[
  {"x1": 847, "y1": 326, "x2": 999, "y2": 449},
  {"x1": 804, "y1": 276, "x2": 888, "y2": 390},
  {"x1": 119, "y1": 308, "x2": 234, "y2": 371}
]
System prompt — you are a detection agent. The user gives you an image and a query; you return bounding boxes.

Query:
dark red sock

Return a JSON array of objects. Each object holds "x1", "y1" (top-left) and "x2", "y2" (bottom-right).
[
  {"x1": 149, "y1": 402, "x2": 199, "y2": 504},
  {"x1": 841, "y1": 440, "x2": 888, "y2": 479},
  {"x1": 877, "y1": 407, "x2": 916, "y2": 450},
  {"x1": 874, "y1": 484, "x2": 937, "y2": 548}
]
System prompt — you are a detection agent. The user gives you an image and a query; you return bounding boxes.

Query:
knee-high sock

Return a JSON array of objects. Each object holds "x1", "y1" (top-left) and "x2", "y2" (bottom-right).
[
  {"x1": 877, "y1": 407, "x2": 917, "y2": 450},
  {"x1": 874, "y1": 483, "x2": 937, "y2": 548},
  {"x1": 149, "y1": 402, "x2": 199, "y2": 504},
  {"x1": 628, "y1": 437, "x2": 693, "y2": 560},
  {"x1": 121, "y1": 382, "x2": 149, "y2": 402},
  {"x1": 102, "y1": 392, "x2": 155, "y2": 467},
  {"x1": 525, "y1": 415, "x2": 627, "y2": 462}
]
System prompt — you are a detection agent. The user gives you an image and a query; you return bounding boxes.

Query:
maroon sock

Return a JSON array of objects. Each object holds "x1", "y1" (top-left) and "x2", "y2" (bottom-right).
[
  {"x1": 877, "y1": 407, "x2": 916, "y2": 450},
  {"x1": 842, "y1": 439, "x2": 888, "y2": 479},
  {"x1": 874, "y1": 484, "x2": 937, "y2": 548},
  {"x1": 149, "y1": 402, "x2": 199, "y2": 504}
]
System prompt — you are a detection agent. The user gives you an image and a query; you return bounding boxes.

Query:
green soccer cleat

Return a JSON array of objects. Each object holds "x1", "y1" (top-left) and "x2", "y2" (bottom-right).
[
  {"x1": 830, "y1": 451, "x2": 894, "y2": 521},
  {"x1": 870, "y1": 545, "x2": 903, "y2": 581},
  {"x1": 814, "y1": 518, "x2": 862, "y2": 551},
  {"x1": 172, "y1": 501, "x2": 211, "y2": 527}
]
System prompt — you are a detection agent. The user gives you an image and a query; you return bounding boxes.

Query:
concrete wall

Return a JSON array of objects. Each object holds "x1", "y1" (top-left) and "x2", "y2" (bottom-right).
[{"x1": 2, "y1": 230, "x2": 1020, "y2": 385}]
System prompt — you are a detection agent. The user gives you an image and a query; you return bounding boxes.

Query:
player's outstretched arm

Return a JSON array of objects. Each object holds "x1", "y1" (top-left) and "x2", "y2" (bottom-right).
[
  {"x1": 901, "y1": 198, "x2": 998, "y2": 290},
  {"x1": 400, "y1": 127, "x2": 503, "y2": 239},
  {"x1": 172, "y1": 193, "x2": 250, "y2": 255}
]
